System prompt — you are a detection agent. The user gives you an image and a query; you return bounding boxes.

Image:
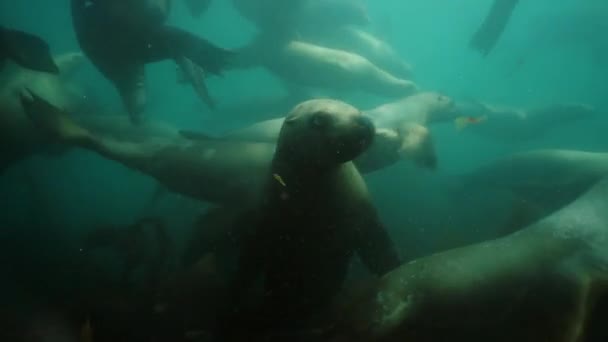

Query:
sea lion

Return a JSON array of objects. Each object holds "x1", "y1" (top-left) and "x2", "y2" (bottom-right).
[
  {"x1": 311, "y1": 26, "x2": 413, "y2": 79},
  {"x1": 0, "y1": 52, "x2": 89, "y2": 172},
  {"x1": 452, "y1": 100, "x2": 597, "y2": 142},
  {"x1": 249, "y1": 40, "x2": 417, "y2": 99},
  {"x1": 75, "y1": 113, "x2": 182, "y2": 142},
  {"x1": 364, "y1": 92, "x2": 457, "y2": 127},
  {"x1": 221, "y1": 114, "x2": 437, "y2": 170},
  {"x1": 328, "y1": 175, "x2": 608, "y2": 342},
  {"x1": 22, "y1": 91, "x2": 412, "y2": 206},
  {"x1": 218, "y1": 95, "x2": 400, "y2": 340},
  {"x1": 457, "y1": 149, "x2": 608, "y2": 222},
  {"x1": 470, "y1": 0, "x2": 520, "y2": 56},
  {"x1": 70, "y1": 0, "x2": 233, "y2": 123},
  {"x1": 0, "y1": 26, "x2": 59, "y2": 74}
]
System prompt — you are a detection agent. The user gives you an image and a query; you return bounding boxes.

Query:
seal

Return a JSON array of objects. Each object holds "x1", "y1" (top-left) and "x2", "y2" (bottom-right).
[
  {"x1": 221, "y1": 114, "x2": 437, "y2": 170},
  {"x1": 70, "y1": 0, "x2": 233, "y2": 123},
  {"x1": 217, "y1": 96, "x2": 400, "y2": 340},
  {"x1": 22, "y1": 91, "x2": 412, "y2": 206},
  {"x1": 312, "y1": 26, "x2": 413, "y2": 79},
  {"x1": 364, "y1": 92, "x2": 457, "y2": 127},
  {"x1": 329, "y1": 175, "x2": 608, "y2": 341},
  {"x1": 456, "y1": 149, "x2": 608, "y2": 232},
  {"x1": 0, "y1": 52, "x2": 89, "y2": 172},
  {"x1": 244, "y1": 39, "x2": 417, "y2": 98},
  {"x1": 0, "y1": 26, "x2": 59, "y2": 74},
  {"x1": 452, "y1": 100, "x2": 597, "y2": 142},
  {"x1": 470, "y1": 0, "x2": 520, "y2": 56}
]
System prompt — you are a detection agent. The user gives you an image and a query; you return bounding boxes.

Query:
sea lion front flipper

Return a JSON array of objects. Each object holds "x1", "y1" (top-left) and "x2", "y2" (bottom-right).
[
  {"x1": 20, "y1": 88, "x2": 92, "y2": 145},
  {"x1": 114, "y1": 64, "x2": 147, "y2": 124},
  {"x1": 470, "y1": 0, "x2": 520, "y2": 56},
  {"x1": 175, "y1": 56, "x2": 216, "y2": 109},
  {"x1": 0, "y1": 27, "x2": 59, "y2": 74},
  {"x1": 53, "y1": 51, "x2": 87, "y2": 78}
]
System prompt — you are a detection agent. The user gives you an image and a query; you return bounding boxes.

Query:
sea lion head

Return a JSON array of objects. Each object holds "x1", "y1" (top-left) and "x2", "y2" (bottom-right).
[
  {"x1": 416, "y1": 92, "x2": 456, "y2": 120},
  {"x1": 276, "y1": 99, "x2": 375, "y2": 167}
]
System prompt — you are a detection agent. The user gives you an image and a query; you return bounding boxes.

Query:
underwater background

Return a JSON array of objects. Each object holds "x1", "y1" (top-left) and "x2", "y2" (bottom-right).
[{"x1": 1, "y1": 0, "x2": 607, "y2": 341}]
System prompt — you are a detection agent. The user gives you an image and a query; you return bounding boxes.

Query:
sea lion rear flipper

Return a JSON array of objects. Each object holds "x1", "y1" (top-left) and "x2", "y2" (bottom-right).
[
  {"x1": 175, "y1": 56, "x2": 216, "y2": 109},
  {"x1": 0, "y1": 27, "x2": 59, "y2": 73},
  {"x1": 160, "y1": 25, "x2": 235, "y2": 76},
  {"x1": 179, "y1": 129, "x2": 219, "y2": 141},
  {"x1": 470, "y1": 0, "x2": 520, "y2": 56}
]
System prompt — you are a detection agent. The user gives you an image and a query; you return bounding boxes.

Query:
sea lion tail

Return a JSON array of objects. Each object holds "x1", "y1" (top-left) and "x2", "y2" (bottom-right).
[
  {"x1": 20, "y1": 88, "x2": 93, "y2": 146},
  {"x1": 163, "y1": 26, "x2": 235, "y2": 76}
]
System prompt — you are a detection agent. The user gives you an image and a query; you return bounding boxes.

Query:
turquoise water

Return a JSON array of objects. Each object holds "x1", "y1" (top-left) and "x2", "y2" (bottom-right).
[{"x1": 1, "y1": 1, "x2": 607, "y2": 341}]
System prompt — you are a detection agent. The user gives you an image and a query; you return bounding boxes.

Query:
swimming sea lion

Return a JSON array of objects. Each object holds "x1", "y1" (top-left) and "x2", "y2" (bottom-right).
[
  {"x1": 453, "y1": 100, "x2": 597, "y2": 142},
  {"x1": 470, "y1": 0, "x2": 520, "y2": 56},
  {"x1": 218, "y1": 95, "x2": 400, "y2": 340},
  {"x1": 329, "y1": 174, "x2": 608, "y2": 341},
  {"x1": 22, "y1": 91, "x2": 411, "y2": 206},
  {"x1": 75, "y1": 113, "x2": 181, "y2": 142},
  {"x1": 251, "y1": 40, "x2": 417, "y2": 99},
  {"x1": 364, "y1": 92, "x2": 457, "y2": 127},
  {"x1": 221, "y1": 114, "x2": 437, "y2": 170},
  {"x1": 0, "y1": 26, "x2": 59, "y2": 74},
  {"x1": 457, "y1": 149, "x2": 608, "y2": 224},
  {"x1": 70, "y1": 0, "x2": 233, "y2": 123},
  {"x1": 0, "y1": 52, "x2": 88, "y2": 172},
  {"x1": 311, "y1": 26, "x2": 413, "y2": 79}
]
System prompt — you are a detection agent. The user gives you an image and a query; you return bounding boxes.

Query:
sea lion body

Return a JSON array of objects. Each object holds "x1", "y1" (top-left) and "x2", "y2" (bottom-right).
[
  {"x1": 0, "y1": 52, "x2": 88, "y2": 171},
  {"x1": 21, "y1": 90, "x2": 432, "y2": 209},
  {"x1": 255, "y1": 40, "x2": 417, "y2": 99},
  {"x1": 364, "y1": 92, "x2": 456, "y2": 127},
  {"x1": 454, "y1": 101, "x2": 597, "y2": 142},
  {"x1": 223, "y1": 115, "x2": 437, "y2": 170},
  {"x1": 330, "y1": 176, "x2": 608, "y2": 341},
  {"x1": 0, "y1": 26, "x2": 59, "y2": 74},
  {"x1": 312, "y1": 26, "x2": 412, "y2": 79},
  {"x1": 220, "y1": 99, "x2": 400, "y2": 339},
  {"x1": 458, "y1": 149, "x2": 608, "y2": 224},
  {"x1": 70, "y1": 0, "x2": 232, "y2": 122}
]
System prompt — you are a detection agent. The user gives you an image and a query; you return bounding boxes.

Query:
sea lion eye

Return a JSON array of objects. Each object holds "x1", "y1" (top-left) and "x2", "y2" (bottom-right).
[{"x1": 311, "y1": 111, "x2": 332, "y2": 128}]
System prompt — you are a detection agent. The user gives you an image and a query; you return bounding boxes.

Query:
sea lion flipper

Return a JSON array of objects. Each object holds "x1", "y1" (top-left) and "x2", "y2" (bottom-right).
[
  {"x1": 114, "y1": 65, "x2": 147, "y2": 125},
  {"x1": 175, "y1": 56, "x2": 216, "y2": 109},
  {"x1": 470, "y1": 0, "x2": 520, "y2": 56},
  {"x1": 20, "y1": 88, "x2": 91, "y2": 144},
  {"x1": 161, "y1": 26, "x2": 235, "y2": 76},
  {"x1": 0, "y1": 27, "x2": 59, "y2": 73}
]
